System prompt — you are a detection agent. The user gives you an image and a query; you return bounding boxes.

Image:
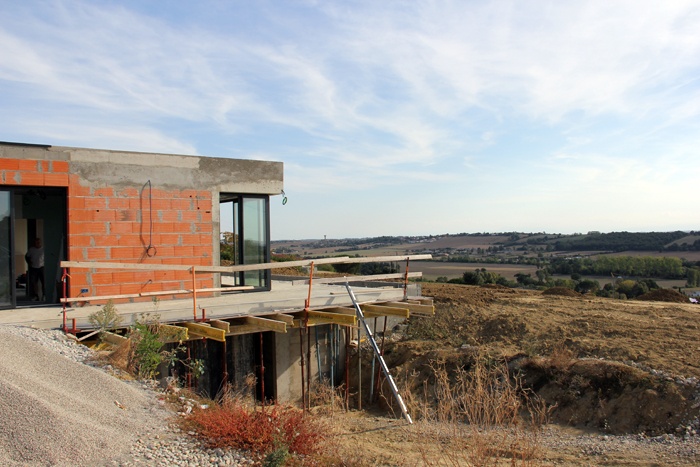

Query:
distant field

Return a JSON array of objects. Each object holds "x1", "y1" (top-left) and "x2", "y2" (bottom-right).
[
  {"x1": 595, "y1": 251, "x2": 700, "y2": 261},
  {"x1": 409, "y1": 262, "x2": 538, "y2": 281}
]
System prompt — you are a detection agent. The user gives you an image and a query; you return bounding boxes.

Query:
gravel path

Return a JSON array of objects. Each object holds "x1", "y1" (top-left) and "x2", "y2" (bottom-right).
[{"x1": 0, "y1": 325, "x2": 253, "y2": 467}]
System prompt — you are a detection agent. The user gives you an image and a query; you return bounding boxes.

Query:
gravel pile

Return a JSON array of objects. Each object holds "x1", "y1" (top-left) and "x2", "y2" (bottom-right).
[
  {"x1": 540, "y1": 429, "x2": 700, "y2": 464},
  {"x1": 0, "y1": 325, "x2": 253, "y2": 466}
]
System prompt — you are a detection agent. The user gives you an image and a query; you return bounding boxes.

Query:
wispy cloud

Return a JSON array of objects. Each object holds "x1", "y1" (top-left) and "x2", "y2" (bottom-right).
[{"x1": 2, "y1": 0, "x2": 700, "y2": 236}]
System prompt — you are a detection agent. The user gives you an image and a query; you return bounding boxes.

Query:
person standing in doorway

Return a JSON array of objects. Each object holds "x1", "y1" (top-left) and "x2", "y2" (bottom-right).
[{"x1": 25, "y1": 238, "x2": 45, "y2": 301}]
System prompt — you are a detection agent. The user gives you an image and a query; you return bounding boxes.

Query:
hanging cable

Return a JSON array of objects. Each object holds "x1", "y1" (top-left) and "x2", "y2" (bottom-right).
[{"x1": 145, "y1": 180, "x2": 157, "y2": 257}]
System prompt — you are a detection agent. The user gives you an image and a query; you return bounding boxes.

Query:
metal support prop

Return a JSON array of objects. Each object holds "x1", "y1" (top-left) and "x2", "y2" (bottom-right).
[
  {"x1": 303, "y1": 261, "x2": 314, "y2": 410},
  {"x1": 344, "y1": 327, "x2": 350, "y2": 409},
  {"x1": 403, "y1": 258, "x2": 410, "y2": 300},
  {"x1": 375, "y1": 316, "x2": 388, "y2": 397},
  {"x1": 299, "y1": 327, "x2": 306, "y2": 412},
  {"x1": 315, "y1": 326, "x2": 322, "y2": 383},
  {"x1": 330, "y1": 324, "x2": 335, "y2": 385},
  {"x1": 191, "y1": 267, "x2": 198, "y2": 320},
  {"x1": 357, "y1": 316, "x2": 362, "y2": 410},
  {"x1": 61, "y1": 269, "x2": 71, "y2": 334},
  {"x1": 259, "y1": 332, "x2": 265, "y2": 407},
  {"x1": 306, "y1": 325, "x2": 311, "y2": 409},
  {"x1": 369, "y1": 317, "x2": 377, "y2": 403},
  {"x1": 345, "y1": 282, "x2": 413, "y2": 424}
]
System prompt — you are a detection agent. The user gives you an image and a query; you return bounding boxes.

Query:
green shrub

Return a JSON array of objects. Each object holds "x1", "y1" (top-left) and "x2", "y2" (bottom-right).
[{"x1": 88, "y1": 300, "x2": 122, "y2": 342}]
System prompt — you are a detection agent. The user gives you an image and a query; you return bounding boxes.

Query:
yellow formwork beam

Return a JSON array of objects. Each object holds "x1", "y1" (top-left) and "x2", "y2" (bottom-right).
[
  {"x1": 384, "y1": 301, "x2": 435, "y2": 316},
  {"x1": 183, "y1": 322, "x2": 226, "y2": 342},
  {"x1": 291, "y1": 310, "x2": 357, "y2": 327},
  {"x1": 209, "y1": 320, "x2": 230, "y2": 333},
  {"x1": 102, "y1": 331, "x2": 128, "y2": 346},
  {"x1": 159, "y1": 324, "x2": 189, "y2": 343},
  {"x1": 244, "y1": 316, "x2": 287, "y2": 333},
  {"x1": 361, "y1": 303, "x2": 410, "y2": 319},
  {"x1": 227, "y1": 324, "x2": 272, "y2": 336},
  {"x1": 270, "y1": 313, "x2": 295, "y2": 325}
]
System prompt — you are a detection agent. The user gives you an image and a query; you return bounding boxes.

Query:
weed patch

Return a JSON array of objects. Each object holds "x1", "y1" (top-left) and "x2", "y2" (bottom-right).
[{"x1": 187, "y1": 400, "x2": 329, "y2": 460}]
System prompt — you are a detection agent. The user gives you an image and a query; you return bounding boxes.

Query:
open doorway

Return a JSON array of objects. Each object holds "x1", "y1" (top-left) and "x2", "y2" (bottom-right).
[{"x1": 4, "y1": 187, "x2": 67, "y2": 308}]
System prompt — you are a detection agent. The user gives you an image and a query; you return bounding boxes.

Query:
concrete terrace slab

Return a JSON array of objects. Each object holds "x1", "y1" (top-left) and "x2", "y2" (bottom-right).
[{"x1": 0, "y1": 280, "x2": 419, "y2": 331}]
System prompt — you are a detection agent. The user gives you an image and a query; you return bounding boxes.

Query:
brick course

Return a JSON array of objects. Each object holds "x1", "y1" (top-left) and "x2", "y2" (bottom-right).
[{"x1": 1, "y1": 156, "x2": 216, "y2": 302}]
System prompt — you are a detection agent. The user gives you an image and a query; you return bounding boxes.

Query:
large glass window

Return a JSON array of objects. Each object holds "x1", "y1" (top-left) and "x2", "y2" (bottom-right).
[{"x1": 220, "y1": 194, "x2": 270, "y2": 290}]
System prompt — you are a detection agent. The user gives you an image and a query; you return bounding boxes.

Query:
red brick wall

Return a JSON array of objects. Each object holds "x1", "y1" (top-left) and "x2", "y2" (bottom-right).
[{"x1": 1, "y1": 157, "x2": 216, "y2": 302}]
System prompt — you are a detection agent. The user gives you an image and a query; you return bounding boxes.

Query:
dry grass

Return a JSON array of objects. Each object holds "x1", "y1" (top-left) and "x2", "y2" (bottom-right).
[{"x1": 392, "y1": 356, "x2": 552, "y2": 466}]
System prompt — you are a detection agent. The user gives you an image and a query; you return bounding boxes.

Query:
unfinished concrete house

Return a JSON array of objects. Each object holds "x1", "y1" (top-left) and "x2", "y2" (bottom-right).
[{"x1": 0, "y1": 141, "x2": 432, "y2": 409}]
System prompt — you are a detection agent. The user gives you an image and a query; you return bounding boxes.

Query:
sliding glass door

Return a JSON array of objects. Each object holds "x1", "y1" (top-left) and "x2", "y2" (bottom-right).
[
  {"x1": 0, "y1": 190, "x2": 13, "y2": 308},
  {"x1": 220, "y1": 194, "x2": 270, "y2": 290}
]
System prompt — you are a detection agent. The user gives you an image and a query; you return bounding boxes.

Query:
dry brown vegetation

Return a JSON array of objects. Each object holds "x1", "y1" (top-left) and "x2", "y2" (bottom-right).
[{"x1": 323, "y1": 283, "x2": 700, "y2": 466}]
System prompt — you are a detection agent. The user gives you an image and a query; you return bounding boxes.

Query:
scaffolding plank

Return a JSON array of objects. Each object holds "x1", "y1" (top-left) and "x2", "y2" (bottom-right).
[
  {"x1": 192, "y1": 256, "x2": 350, "y2": 273},
  {"x1": 336, "y1": 254, "x2": 432, "y2": 264},
  {"x1": 244, "y1": 316, "x2": 287, "y2": 333},
  {"x1": 362, "y1": 303, "x2": 410, "y2": 319},
  {"x1": 183, "y1": 322, "x2": 225, "y2": 342},
  {"x1": 292, "y1": 271, "x2": 422, "y2": 285},
  {"x1": 384, "y1": 301, "x2": 435, "y2": 316},
  {"x1": 61, "y1": 261, "x2": 191, "y2": 271}
]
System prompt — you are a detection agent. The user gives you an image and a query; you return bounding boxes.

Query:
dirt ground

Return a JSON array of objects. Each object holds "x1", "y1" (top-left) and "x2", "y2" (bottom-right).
[{"x1": 328, "y1": 283, "x2": 700, "y2": 466}]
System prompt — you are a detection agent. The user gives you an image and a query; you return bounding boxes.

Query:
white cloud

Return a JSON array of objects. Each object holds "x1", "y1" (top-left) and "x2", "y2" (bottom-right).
[{"x1": 2, "y1": 0, "x2": 700, "y2": 236}]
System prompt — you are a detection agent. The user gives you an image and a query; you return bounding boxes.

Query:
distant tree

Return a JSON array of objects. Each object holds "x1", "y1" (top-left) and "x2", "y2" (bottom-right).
[
  {"x1": 515, "y1": 273, "x2": 536, "y2": 286},
  {"x1": 575, "y1": 279, "x2": 600, "y2": 294}
]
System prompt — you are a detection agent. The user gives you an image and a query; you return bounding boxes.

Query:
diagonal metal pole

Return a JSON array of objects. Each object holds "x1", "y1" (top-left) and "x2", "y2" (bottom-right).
[{"x1": 345, "y1": 281, "x2": 413, "y2": 424}]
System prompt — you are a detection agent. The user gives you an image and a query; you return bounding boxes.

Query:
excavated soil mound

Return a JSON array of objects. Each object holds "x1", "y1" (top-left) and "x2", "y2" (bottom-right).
[
  {"x1": 542, "y1": 286, "x2": 581, "y2": 297},
  {"x1": 515, "y1": 357, "x2": 697, "y2": 435},
  {"x1": 397, "y1": 283, "x2": 700, "y2": 436},
  {"x1": 636, "y1": 288, "x2": 690, "y2": 303}
]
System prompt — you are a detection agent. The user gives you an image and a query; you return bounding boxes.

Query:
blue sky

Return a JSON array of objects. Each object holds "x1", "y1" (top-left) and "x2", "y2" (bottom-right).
[{"x1": 2, "y1": 1, "x2": 699, "y2": 240}]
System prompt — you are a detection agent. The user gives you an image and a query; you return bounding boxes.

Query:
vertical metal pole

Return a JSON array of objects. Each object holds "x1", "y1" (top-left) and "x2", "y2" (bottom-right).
[
  {"x1": 375, "y1": 316, "x2": 388, "y2": 397},
  {"x1": 186, "y1": 341, "x2": 192, "y2": 390},
  {"x1": 330, "y1": 324, "x2": 335, "y2": 385},
  {"x1": 357, "y1": 319, "x2": 362, "y2": 411},
  {"x1": 61, "y1": 269, "x2": 70, "y2": 333},
  {"x1": 344, "y1": 326, "x2": 350, "y2": 409},
  {"x1": 315, "y1": 326, "x2": 322, "y2": 383},
  {"x1": 222, "y1": 338, "x2": 228, "y2": 386},
  {"x1": 306, "y1": 325, "x2": 311, "y2": 408},
  {"x1": 299, "y1": 327, "x2": 306, "y2": 412},
  {"x1": 191, "y1": 267, "x2": 198, "y2": 320},
  {"x1": 259, "y1": 332, "x2": 265, "y2": 407},
  {"x1": 403, "y1": 258, "x2": 410, "y2": 300},
  {"x1": 369, "y1": 317, "x2": 377, "y2": 403}
]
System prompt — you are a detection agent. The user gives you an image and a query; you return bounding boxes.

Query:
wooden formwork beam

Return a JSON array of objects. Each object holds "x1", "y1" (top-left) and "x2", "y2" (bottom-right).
[
  {"x1": 270, "y1": 313, "x2": 295, "y2": 325},
  {"x1": 183, "y1": 322, "x2": 226, "y2": 342},
  {"x1": 244, "y1": 316, "x2": 287, "y2": 333},
  {"x1": 101, "y1": 331, "x2": 128, "y2": 346},
  {"x1": 209, "y1": 320, "x2": 230, "y2": 333},
  {"x1": 291, "y1": 310, "x2": 357, "y2": 327},
  {"x1": 159, "y1": 324, "x2": 189, "y2": 343},
  {"x1": 226, "y1": 324, "x2": 272, "y2": 336},
  {"x1": 362, "y1": 303, "x2": 410, "y2": 319},
  {"x1": 384, "y1": 301, "x2": 435, "y2": 316}
]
